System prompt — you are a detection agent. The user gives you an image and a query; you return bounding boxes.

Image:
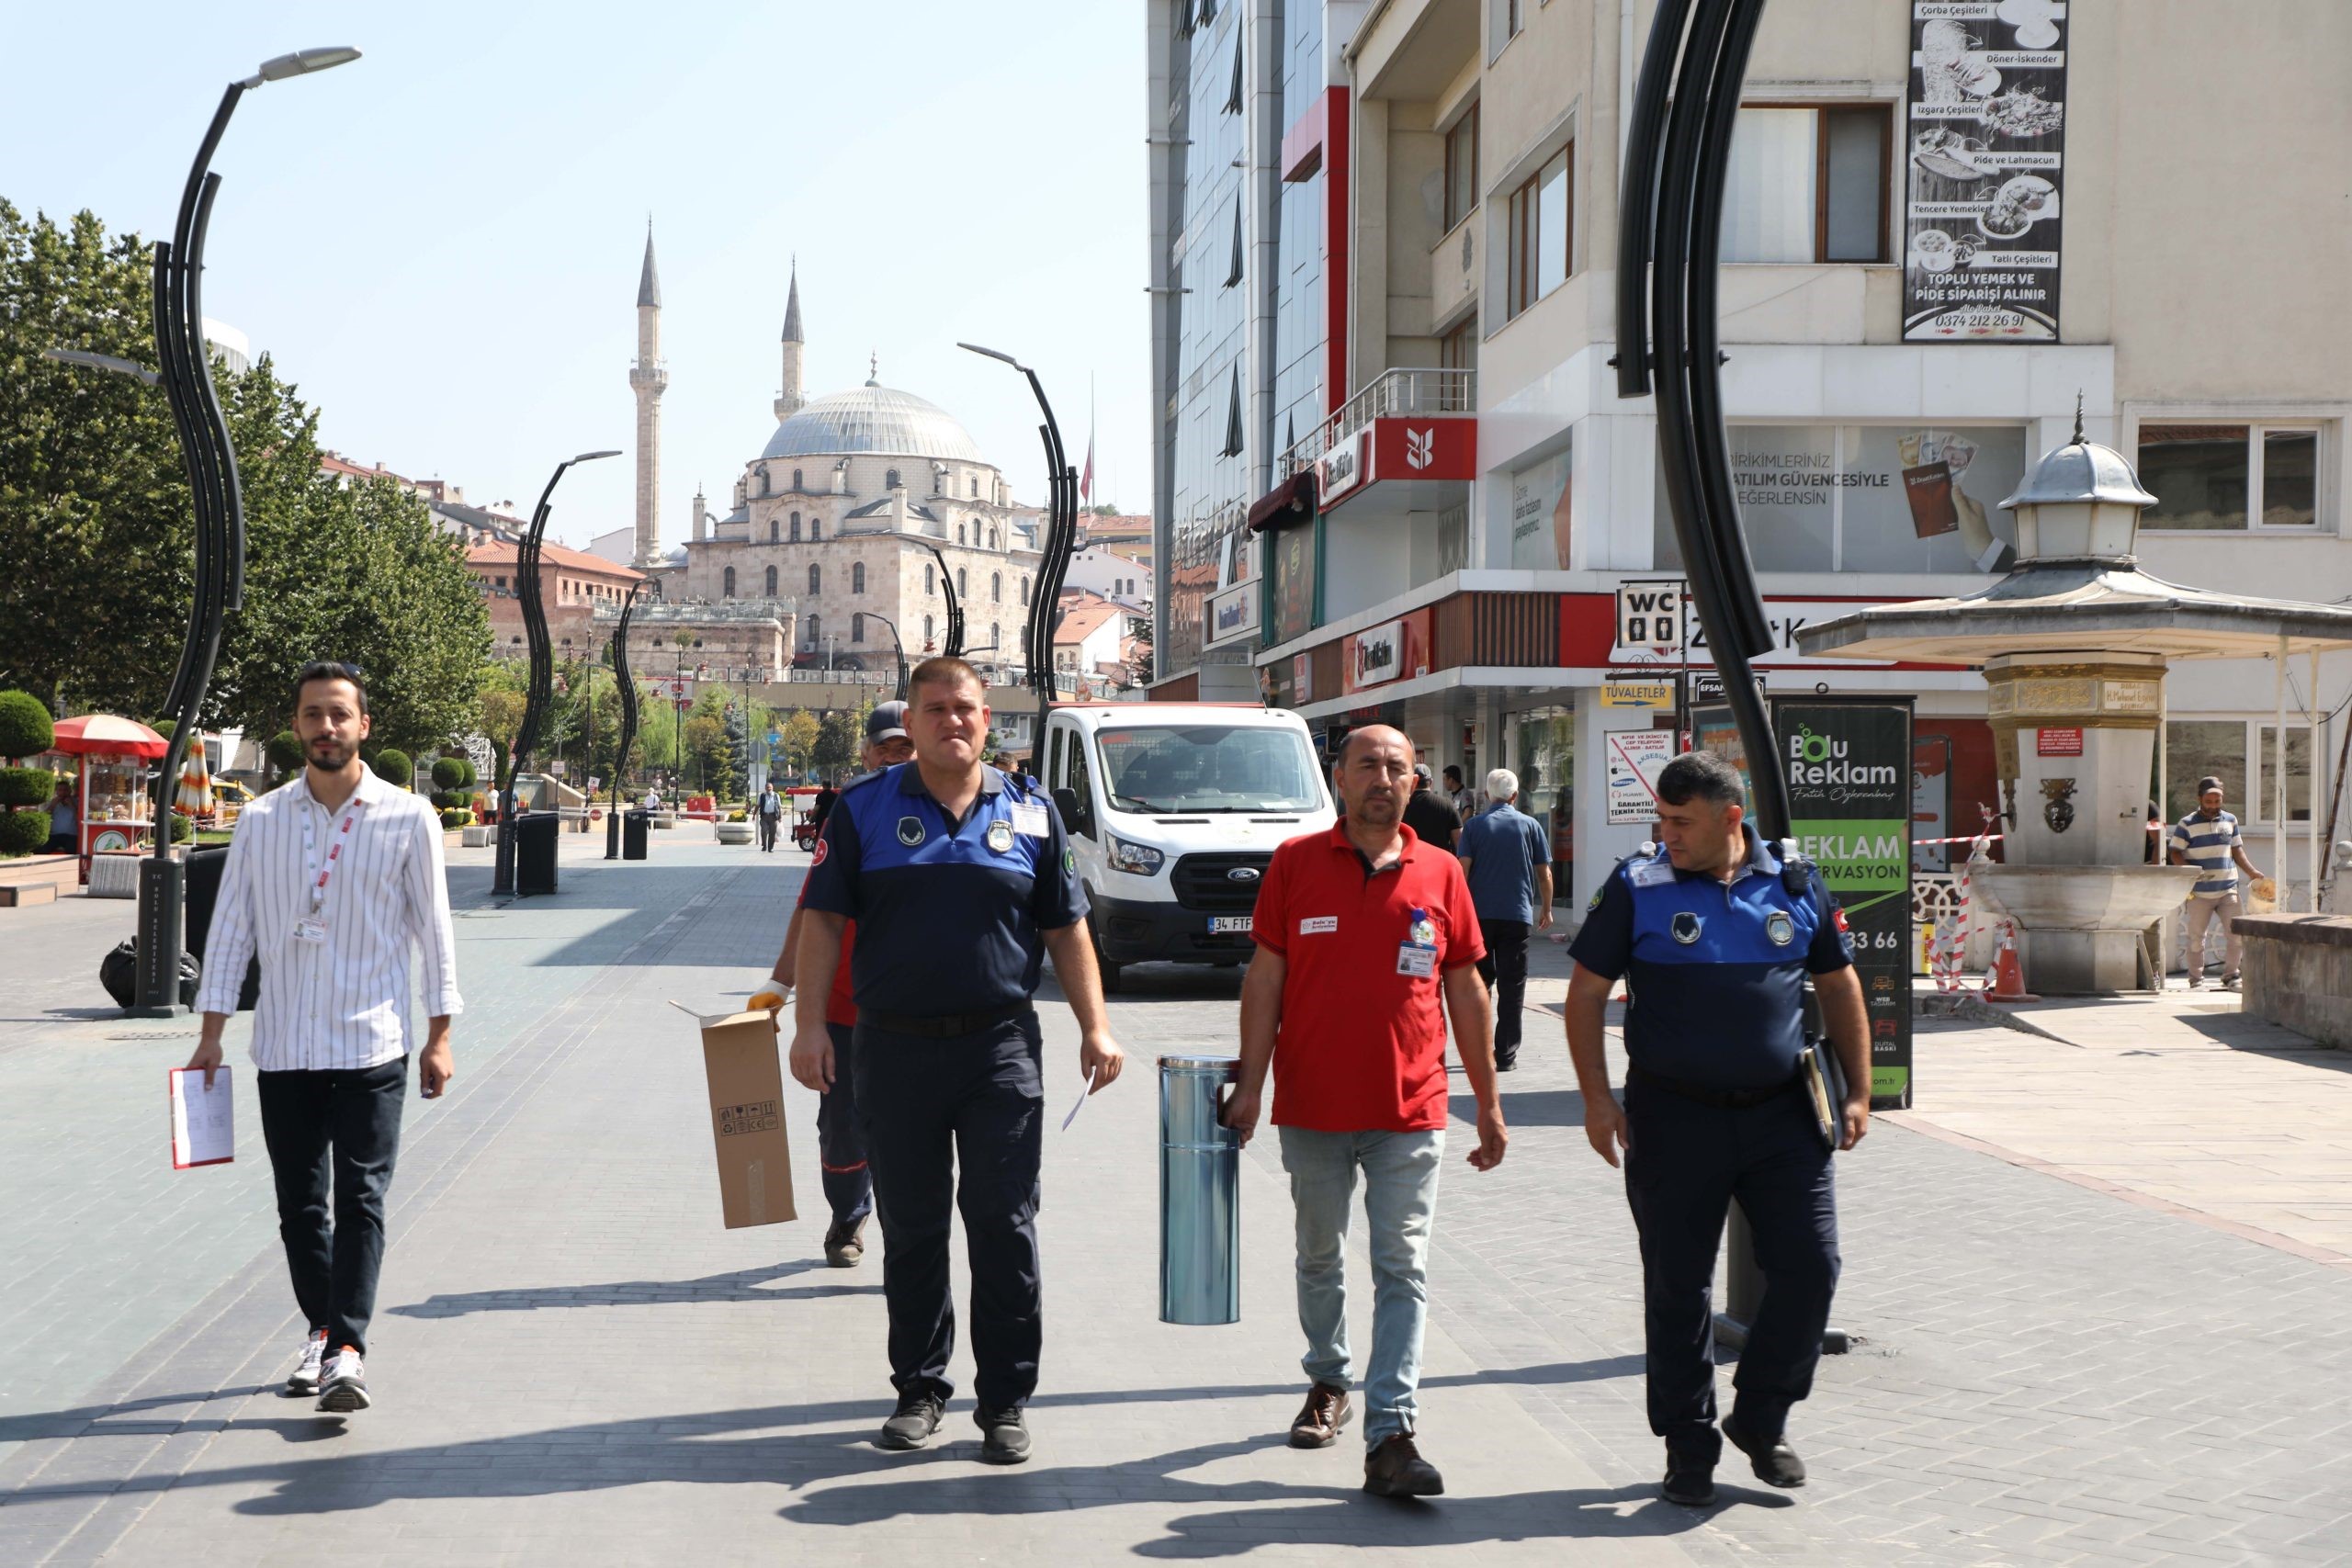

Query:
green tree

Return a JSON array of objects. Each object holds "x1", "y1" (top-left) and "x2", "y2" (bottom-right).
[
  {"x1": 779, "y1": 708, "x2": 820, "y2": 780},
  {"x1": 682, "y1": 713, "x2": 727, "y2": 792},
  {"x1": 814, "y1": 708, "x2": 859, "y2": 775}
]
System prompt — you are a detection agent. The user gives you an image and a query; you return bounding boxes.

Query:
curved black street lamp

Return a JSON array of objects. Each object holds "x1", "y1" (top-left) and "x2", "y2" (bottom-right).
[
  {"x1": 861, "y1": 612, "x2": 910, "y2": 704},
  {"x1": 605, "y1": 581, "x2": 643, "y2": 859},
  {"x1": 957, "y1": 343, "x2": 1078, "y2": 715},
  {"x1": 917, "y1": 540, "x2": 965, "y2": 658},
  {"x1": 494, "y1": 448, "x2": 620, "y2": 897},
  {"x1": 128, "y1": 46, "x2": 361, "y2": 1013}
]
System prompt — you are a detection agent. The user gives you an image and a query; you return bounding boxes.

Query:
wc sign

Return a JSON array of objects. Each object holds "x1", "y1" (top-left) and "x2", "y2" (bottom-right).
[{"x1": 1614, "y1": 580, "x2": 1686, "y2": 653}]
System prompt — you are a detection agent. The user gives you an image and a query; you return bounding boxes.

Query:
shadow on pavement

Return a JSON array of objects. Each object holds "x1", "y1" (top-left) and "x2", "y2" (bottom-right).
[
  {"x1": 390, "y1": 1258, "x2": 879, "y2": 1318},
  {"x1": 1451, "y1": 1089, "x2": 1590, "y2": 1129}
]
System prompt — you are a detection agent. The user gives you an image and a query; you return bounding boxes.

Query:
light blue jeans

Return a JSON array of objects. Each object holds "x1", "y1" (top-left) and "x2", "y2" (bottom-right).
[{"x1": 1277, "y1": 1126, "x2": 1444, "y2": 1449}]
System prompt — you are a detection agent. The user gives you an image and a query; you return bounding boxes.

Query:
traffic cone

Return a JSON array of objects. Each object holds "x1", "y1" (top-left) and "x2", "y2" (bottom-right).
[{"x1": 1984, "y1": 920, "x2": 2040, "y2": 1003}]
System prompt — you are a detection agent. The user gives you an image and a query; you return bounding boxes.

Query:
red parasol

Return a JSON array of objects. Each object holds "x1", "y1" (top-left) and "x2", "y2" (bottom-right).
[{"x1": 51, "y1": 715, "x2": 170, "y2": 759}]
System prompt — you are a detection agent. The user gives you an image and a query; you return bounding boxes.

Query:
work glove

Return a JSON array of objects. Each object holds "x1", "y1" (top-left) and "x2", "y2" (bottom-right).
[{"x1": 748, "y1": 982, "x2": 789, "y2": 1014}]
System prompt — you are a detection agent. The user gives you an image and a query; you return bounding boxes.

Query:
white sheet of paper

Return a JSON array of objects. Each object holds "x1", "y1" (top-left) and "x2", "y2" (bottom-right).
[
  {"x1": 170, "y1": 1067, "x2": 234, "y2": 1168},
  {"x1": 1060, "y1": 1066, "x2": 1100, "y2": 1132}
]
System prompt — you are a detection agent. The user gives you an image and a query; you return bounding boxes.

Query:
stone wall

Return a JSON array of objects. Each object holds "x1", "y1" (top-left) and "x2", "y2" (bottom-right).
[{"x1": 2234, "y1": 914, "x2": 2352, "y2": 1048}]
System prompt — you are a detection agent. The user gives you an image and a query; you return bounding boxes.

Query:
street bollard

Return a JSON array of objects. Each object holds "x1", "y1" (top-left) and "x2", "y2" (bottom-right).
[{"x1": 1159, "y1": 1053, "x2": 1240, "y2": 1325}]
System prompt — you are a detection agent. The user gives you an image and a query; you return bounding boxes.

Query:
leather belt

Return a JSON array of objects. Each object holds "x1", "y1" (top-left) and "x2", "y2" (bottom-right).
[
  {"x1": 859, "y1": 1003, "x2": 1034, "y2": 1040},
  {"x1": 1627, "y1": 1064, "x2": 1800, "y2": 1111}
]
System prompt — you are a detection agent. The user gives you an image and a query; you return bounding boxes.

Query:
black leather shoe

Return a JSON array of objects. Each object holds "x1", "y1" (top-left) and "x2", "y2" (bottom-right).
[
  {"x1": 977, "y1": 1406, "x2": 1032, "y2": 1465},
  {"x1": 1493, "y1": 1052, "x2": 1519, "y2": 1073},
  {"x1": 1363, "y1": 1432, "x2": 1444, "y2": 1497},
  {"x1": 1722, "y1": 1413, "x2": 1806, "y2": 1487},
  {"x1": 824, "y1": 1216, "x2": 866, "y2": 1268},
  {"x1": 876, "y1": 1391, "x2": 944, "y2": 1450},
  {"x1": 1661, "y1": 1459, "x2": 1716, "y2": 1506}
]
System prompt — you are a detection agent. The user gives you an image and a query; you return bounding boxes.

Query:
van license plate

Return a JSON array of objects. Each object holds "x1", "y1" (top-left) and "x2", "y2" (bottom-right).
[{"x1": 1208, "y1": 916, "x2": 1252, "y2": 933}]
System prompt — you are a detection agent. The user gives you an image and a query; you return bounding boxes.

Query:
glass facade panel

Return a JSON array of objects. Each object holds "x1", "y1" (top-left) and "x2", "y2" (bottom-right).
[
  {"x1": 1840, "y1": 424, "x2": 2028, "y2": 573},
  {"x1": 1823, "y1": 107, "x2": 1885, "y2": 262},
  {"x1": 2256, "y1": 725, "x2": 2313, "y2": 821},
  {"x1": 2261, "y1": 429, "x2": 2318, "y2": 527},
  {"x1": 1723, "y1": 108, "x2": 1815, "y2": 263},
  {"x1": 2165, "y1": 721, "x2": 2246, "y2": 822},
  {"x1": 1511, "y1": 705, "x2": 1575, "y2": 883},
  {"x1": 2140, "y1": 424, "x2": 2250, "y2": 530}
]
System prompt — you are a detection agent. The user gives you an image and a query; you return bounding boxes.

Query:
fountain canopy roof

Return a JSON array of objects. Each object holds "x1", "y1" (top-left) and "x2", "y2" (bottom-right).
[{"x1": 1999, "y1": 438, "x2": 2157, "y2": 513}]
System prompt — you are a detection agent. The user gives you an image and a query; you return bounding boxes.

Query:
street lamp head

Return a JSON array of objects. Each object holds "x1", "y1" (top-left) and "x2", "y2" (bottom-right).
[
  {"x1": 248, "y1": 47, "x2": 361, "y2": 86},
  {"x1": 957, "y1": 341, "x2": 1025, "y2": 372},
  {"x1": 41, "y1": 346, "x2": 162, "y2": 387},
  {"x1": 573, "y1": 448, "x2": 623, "y2": 462}
]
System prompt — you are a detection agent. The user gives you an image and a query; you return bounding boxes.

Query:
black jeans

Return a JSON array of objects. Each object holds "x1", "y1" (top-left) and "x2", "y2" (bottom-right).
[
  {"x1": 1623, "y1": 1077, "x2": 1839, "y2": 1462},
  {"x1": 853, "y1": 1011, "x2": 1044, "y2": 1412},
  {"x1": 1475, "y1": 919, "x2": 1532, "y2": 1057},
  {"x1": 820, "y1": 1021, "x2": 874, "y2": 1226},
  {"x1": 759, "y1": 813, "x2": 780, "y2": 851},
  {"x1": 256, "y1": 1056, "x2": 408, "y2": 1355}
]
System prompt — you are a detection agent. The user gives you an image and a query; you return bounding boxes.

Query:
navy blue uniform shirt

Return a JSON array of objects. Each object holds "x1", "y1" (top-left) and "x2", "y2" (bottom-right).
[
  {"x1": 1567, "y1": 826, "x2": 1852, "y2": 1089},
  {"x1": 801, "y1": 762, "x2": 1088, "y2": 1018}
]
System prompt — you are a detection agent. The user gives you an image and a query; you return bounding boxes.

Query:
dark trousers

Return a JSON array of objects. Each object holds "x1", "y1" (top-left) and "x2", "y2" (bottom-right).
[
  {"x1": 820, "y1": 1021, "x2": 874, "y2": 1226},
  {"x1": 853, "y1": 1012, "x2": 1044, "y2": 1412},
  {"x1": 759, "y1": 813, "x2": 780, "y2": 851},
  {"x1": 256, "y1": 1056, "x2": 408, "y2": 1355},
  {"x1": 1474, "y1": 919, "x2": 1532, "y2": 1057},
  {"x1": 1623, "y1": 1077, "x2": 1839, "y2": 1462}
]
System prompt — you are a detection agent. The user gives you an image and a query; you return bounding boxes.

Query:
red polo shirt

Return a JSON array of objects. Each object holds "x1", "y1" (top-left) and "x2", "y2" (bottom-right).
[
  {"x1": 795, "y1": 875, "x2": 858, "y2": 1028},
  {"x1": 1253, "y1": 822, "x2": 1486, "y2": 1133}
]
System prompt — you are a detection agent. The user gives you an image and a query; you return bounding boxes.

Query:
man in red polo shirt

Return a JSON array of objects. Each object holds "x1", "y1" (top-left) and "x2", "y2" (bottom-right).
[
  {"x1": 1222, "y1": 724, "x2": 1508, "y2": 1498},
  {"x1": 752, "y1": 703, "x2": 915, "y2": 1267}
]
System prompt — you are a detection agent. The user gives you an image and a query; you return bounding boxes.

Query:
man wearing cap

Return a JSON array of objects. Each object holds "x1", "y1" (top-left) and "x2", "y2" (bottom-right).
[
  {"x1": 2168, "y1": 776, "x2": 2263, "y2": 989},
  {"x1": 750, "y1": 701, "x2": 915, "y2": 1267},
  {"x1": 1400, "y1": 763, "x2": 1462, "y2": 854},
  {"x1": 793, "y1": 658, "x2": 1124, "y2": 1463}
]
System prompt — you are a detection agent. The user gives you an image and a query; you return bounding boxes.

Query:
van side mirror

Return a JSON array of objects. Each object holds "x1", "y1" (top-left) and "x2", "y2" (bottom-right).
[{"x1": 1053, "y1": 785, "x2": 1092, "y2": 839}]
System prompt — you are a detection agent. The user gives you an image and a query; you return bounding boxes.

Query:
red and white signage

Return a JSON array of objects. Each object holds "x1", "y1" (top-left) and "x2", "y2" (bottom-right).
[
  {"x1": 1561, "y1": 592, "x2": 1964, "y2": 671},
  {"x1": 1342, "y1": 606, "x2": 1433, "y2": 694},
  {"x1": 2036, "y1": 727, "x2": 2084, "y2": 757},
  {"x1": 1318, "y1": 434, "x2": 1367, "y2": 503}
]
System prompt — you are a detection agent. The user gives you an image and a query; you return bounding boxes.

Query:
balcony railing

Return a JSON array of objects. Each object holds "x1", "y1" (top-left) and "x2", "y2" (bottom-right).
[{"x1": 1278, "y1": 367, "x2": 1475, "y2": 479}]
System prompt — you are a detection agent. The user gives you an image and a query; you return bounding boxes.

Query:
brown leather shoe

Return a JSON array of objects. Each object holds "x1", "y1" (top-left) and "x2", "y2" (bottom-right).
[
  {"x1": 1363, "y1": 1431, "x2": 1444, "y2": 1497},
  {"x1": 1288, "y1": 1382, "x2": 1351, "y2": 1449}
]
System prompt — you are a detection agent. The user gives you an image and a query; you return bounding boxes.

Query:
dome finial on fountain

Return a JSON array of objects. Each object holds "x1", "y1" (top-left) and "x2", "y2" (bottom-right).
[{"x1": 2000, "y1": 418, "x2": 2158, "y2": 561}]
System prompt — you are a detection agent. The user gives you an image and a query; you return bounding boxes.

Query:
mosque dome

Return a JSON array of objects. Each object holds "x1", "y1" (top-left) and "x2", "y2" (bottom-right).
[{"x1": 760, "y1": 382, "x2": 984, "y2": 464}]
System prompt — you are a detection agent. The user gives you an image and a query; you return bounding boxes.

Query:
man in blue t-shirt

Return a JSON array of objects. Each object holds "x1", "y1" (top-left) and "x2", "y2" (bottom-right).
[
  {"x1": 1454, "y1": 768, "x2": 1554, "y2": 1070},
  {"x1": 2168, "y1": 775, "x2": 2263, "y2": 988},
  {"x1": 794, "y1": 657, "x2": 1125, "y2": 1465},
  {"x1": 1563, "y1": 750, "x2": 1869, "y2": 1508}
]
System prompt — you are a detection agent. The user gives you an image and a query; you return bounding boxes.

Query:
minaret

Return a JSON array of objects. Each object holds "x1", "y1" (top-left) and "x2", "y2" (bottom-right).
[
  {"x1": 775, "y1": 259, "x2": 805, "y2": 422},
  {"x1": 629, "y1": 224, "x2": 668, "y2": 569}
]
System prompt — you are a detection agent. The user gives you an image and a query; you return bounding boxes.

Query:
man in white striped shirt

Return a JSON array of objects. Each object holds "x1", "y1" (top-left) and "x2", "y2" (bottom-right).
[{"x1": 187, "y1": 662, "x2": 461, "y2": 1414}]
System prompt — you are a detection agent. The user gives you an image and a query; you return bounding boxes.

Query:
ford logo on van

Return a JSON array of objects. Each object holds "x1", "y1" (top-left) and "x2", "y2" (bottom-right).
[{"x1": 1227, "y1": 866, "x2": 1261, "y2": 884}]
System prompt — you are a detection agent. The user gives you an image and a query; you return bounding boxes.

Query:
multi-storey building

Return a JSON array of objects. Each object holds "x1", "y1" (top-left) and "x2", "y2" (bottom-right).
[{"x1": 1148, "y1": 0, "x2": 2352, "y2": 913}]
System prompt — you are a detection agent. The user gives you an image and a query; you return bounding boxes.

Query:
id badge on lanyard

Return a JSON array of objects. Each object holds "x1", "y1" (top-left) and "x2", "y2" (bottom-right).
[
  {"x1": 298, "y1": 801, "x2": 358, "y2": 944},
  {"x1": 1396, "y1": 906, "x2": 1439, "y2": 978}
]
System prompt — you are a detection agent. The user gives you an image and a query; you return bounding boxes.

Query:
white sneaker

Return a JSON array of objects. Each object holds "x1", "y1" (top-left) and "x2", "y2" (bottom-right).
[
  {"x1": 285, "y1": 1330, "x2": 329, "y2": 1396},
  {"x1": 316, "y1": 1347, "x2": 370, "y2": 1413}
]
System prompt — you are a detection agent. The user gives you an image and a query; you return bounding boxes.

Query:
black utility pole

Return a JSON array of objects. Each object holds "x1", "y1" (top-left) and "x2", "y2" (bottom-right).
[
  {"x1": 606, "y1": 582, "x2": 642, "y2": 859},
  {"x1": 919, "y1": 540, "x2": 965, "y2": 658},
  {"x1": 1617, "y1": 0, "x2": 1842, "y2": 1354},
  {"x1": 958, "y1": 344, "x2": 1079, "y2": 716},
  {"x1": 494, "y1": 450, "x2": 619, "y2": 896}
]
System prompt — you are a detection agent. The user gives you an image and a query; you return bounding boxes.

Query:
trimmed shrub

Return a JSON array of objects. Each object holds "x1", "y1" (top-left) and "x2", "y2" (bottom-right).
[
  {"x1": 168, "y1": 812, "x2": 194, "y2": 842},
  {"x1": 431, "y1": 756, "x2": 469, "y2": 791},
  {"x1": 370, "y1": 749, "x2": 414, "y2": 788},
  {"x1": 0, "y1": 766, "x2": 55, "y2": 809},
  {"x1": 152, "y1": 717, "x2": 176, "y2": 740},
  {"x1": 265, "y1": 731, "x2": 304, "y2": 775},
  {"x1": 438, "y1": 807, "x2": 471, "y2": 830},
  {"x1": 0, "y1": 809, "x2": 49, "y2": 855},
  {"x1": 0, "y1": 691, "x2": 53, "y2": 761}
]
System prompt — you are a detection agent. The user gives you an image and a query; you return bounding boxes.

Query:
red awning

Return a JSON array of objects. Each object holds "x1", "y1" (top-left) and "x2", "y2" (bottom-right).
[
  {"x1": 51, "y1": 715, "x2": 169, "y2": 759},
  {"x1": 1247, "y1": 470, "x2": 1317, "y2": 532}
]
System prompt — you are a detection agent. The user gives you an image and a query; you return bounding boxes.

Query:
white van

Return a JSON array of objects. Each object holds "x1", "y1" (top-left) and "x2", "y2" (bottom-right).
[{"x1": 1042, "y1": 702, "x2": 1335, "y2": 989}]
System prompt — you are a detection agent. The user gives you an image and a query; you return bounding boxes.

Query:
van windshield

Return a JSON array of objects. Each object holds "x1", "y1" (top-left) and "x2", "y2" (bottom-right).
[{"x1": 1093, "y1": 725, "x2": 1324, "y2": 815}]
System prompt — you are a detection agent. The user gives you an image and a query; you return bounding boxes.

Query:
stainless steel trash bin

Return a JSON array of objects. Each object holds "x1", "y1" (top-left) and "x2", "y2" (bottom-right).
[{"x1": 1159, "y1": 1053, "x2": 1240, "y2": 1325}]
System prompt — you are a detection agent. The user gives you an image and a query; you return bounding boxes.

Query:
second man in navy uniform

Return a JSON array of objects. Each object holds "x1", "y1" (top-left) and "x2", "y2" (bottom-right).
[
  {"x1": 794, "y1": 657, "x2": 1125, "y2": 1464},
  {"x1": 1563, "y1": 750, "x2": 1870, "y2": 1508}
]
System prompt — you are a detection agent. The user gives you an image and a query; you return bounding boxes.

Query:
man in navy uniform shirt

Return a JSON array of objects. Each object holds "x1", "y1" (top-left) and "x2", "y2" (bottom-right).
[
  {"x1": 795, "y1": 657, "x2": 1125, "y2": 1464},
  {"x1": 1564, "y1": 750, "x2": 1869, "y2": 1507}
]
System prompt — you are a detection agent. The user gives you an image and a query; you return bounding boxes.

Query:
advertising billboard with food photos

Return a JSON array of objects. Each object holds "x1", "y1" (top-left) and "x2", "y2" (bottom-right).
[{"x1": 1902, "y1": 1, "x2": 2069, "y2": 342}]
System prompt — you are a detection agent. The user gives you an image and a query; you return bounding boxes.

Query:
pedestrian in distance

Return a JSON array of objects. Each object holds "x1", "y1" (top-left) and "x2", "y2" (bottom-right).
[
  {"x1": 810, "y1": 774, "x2": 840, "y2": 839},
  {"x1": 2168, "y1": 776, "x2": 2262, "y2": 989},
  {"x1": 750, "y1": 701, "x2": 914, "y2": 1269},
  {"x1": 1222, "y1": 724, "x2": 1508, "y2": 1499},
  {"x1": 184, "y1": 661, "x2": 461, "y2": 1416},
  {"x1": 1562, "y1": 750, "x2": 1869, "y2": 1507},
  {"x1": 756, "y1": 779, "x2": 784, "y2": 852},
  {"x1": 1442, "y1": 764, "x2": 1478, "y2": 822},
  {"x1": 1454, "y1": 768, "x2": 1555, "y2": 1072},
  {"x1": 793, "y1": 659, "x2": 1125, "y2": 1464},
  {"x1": 45, "y1": 778, "x2": 77, "y2": 854},
  {"x1": 1400, "y1": 762, "x2": 1462, "y2": 853}
]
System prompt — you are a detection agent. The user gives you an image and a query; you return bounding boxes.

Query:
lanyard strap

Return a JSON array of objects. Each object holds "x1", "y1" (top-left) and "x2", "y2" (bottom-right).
[{"x1": 301, "y1": 799, "x2": 361, "y2": 913}]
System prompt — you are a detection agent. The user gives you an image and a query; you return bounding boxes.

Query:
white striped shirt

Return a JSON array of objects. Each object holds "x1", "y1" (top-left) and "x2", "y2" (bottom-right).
[{"x1": 196, "y1": 768, "x2": 463, "y2": 1071}]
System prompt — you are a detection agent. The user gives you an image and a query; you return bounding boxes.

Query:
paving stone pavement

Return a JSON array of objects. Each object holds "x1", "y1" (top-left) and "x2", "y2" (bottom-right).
[{"x1": 0, "y1": 836, "x2": 2347, "y2": 1564}]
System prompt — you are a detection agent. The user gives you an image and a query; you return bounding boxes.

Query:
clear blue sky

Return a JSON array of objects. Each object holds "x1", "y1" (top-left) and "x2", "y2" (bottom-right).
[{"x1": 2, "y1": 1, "x2": 1149, "y2": 549}]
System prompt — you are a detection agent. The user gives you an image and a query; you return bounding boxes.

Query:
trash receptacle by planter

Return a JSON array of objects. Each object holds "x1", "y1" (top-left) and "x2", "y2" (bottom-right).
[
  {"x1": 622, "y1": 808, "x2": 650, "y2": 861},
  {"x1": 515, "y1": 811, "x2": 560, "y2": 896},
  {"x1": 1159, "y1": 1053, "x2": 1240, "y2": 1325}
]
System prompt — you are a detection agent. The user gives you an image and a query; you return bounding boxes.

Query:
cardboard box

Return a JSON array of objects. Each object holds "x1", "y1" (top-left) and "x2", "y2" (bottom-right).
[{"x1": 685, "y1": 1007, "x2": 797, "y2": 1228}]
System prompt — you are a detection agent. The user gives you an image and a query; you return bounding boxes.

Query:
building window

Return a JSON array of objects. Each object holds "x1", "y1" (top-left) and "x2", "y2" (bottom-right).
[
  {"x1": 1489, "y1": 0, "x2": 1522, "y2": 60},
  {"x1": 764, "y1": 564, "x2": 777, "y2": 595},
  {"x1": 1506, "y1": 142, "x2": 1572, "y2": 318},
  {"x1": 1225, "y1": 192, "x2": 1245, "y2": 288},
  {"x1": 808, "y1": 563, "x2": 821, "y2": 594},
  {"x1": 1020, "y1": 576, "x2": 1031, "y2": 604},
  {"x1": 723, "y1": 566, "x2": 736, "y2": 598},
  {"x1": 992, "y1": 571, "x2": 1002, "y2": 603},
  {"x1": 853, "y1": 613, "x2": 865, "y2": 643},
  {"x1": 1221, "y1": 366, "x2": 1244, "y2": 457},
  {"x1": 989, "y1": 529, "x2": 1001, "y2": 549},
  {"x1": 990, "y1": 622, "x2": 1001, "y2": 655},
  {"x1": 759, "y1": 467, "x2": 772, "y2": 497},
  {"x1": 887, "y1": 468, "x2": 901, "y2": 490},
  {"x1": 790, "y1": 511, "x2": 801, "y2": 542},
  {"x1": 807, "y1": 612, "x2": 820, "y2": 649},
  {"x1": 1723, "y1": 106, "x2": 1890, "y2": 264},
  {"x1": 1440, "y1": 317, "x2": 1477, "y2": 372},
  {"x1": 958, "y1": 567, "x2": 968, "y2": 596},
  {"x1": 970, "y1": 476, "x2": 979, "y2": 498},
  {"x1": 494, "y1": 575, "x2": 505, "y2": 588},
  {"x1": 853, "y1": 561, "x2": 866, "y2": 594},
  {"x1": 810, "y1": 516, "x2": 821, "y2": 540},
  {"x1": 2166, "y1": 720, "x2": 2314, "y2": 824},
  {"x1": 1224, "y1": 31, "x2": 1244, "y2": 114},
  {"x1": 958, "y1": 524, "x2": 967, "y2": 545},
  {"x1": 2139, "y1": 423, "x2": 2323, "y2": 532},
  {"x1": 1443, "y1": 104, "x2": 1479, "y2": 231},
  {"x1": 924, "y1": 614, "x2": 935, "y2": 645},
  {"x1": 925, "y1": 563, "x2": 936, "y2": 594}
]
